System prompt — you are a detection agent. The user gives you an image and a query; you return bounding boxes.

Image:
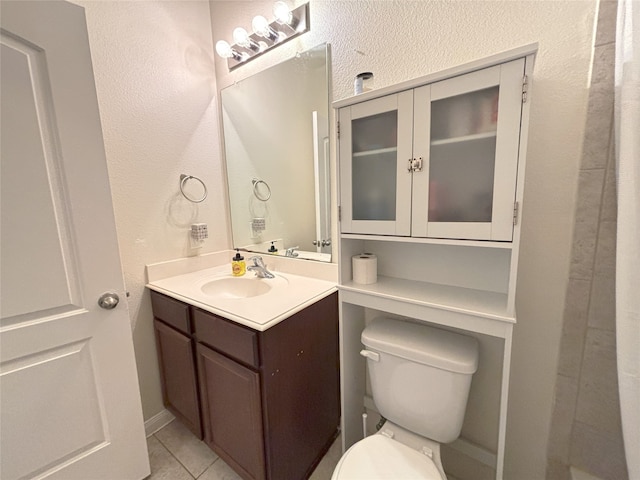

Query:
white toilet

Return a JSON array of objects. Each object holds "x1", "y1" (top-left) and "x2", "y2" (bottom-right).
[{"x1": 332, "y1": 317, "x2": 479, "y2": 480}]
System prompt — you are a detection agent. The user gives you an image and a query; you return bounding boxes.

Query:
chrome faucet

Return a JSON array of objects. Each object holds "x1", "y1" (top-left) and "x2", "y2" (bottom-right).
[
  {"x1": 247, "y1": 256, "x2": 275, "y2": 278},
  {"x1": 285, "y1": 246, "x2": 299, "y2": 257}
]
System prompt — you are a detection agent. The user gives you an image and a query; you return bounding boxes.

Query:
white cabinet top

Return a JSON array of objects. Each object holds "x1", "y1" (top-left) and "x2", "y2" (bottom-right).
[{"x1": 333, "y1": 43, "x2": 538, "y2": 109}]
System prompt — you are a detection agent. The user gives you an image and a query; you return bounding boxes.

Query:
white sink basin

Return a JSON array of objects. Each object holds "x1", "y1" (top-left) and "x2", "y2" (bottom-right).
[
  {"x1": 147, "y1": 264, "x2": 335, "y2": 330},
  {"x1": 200, "y1": 275, "x2": 288, "y2": 299}
]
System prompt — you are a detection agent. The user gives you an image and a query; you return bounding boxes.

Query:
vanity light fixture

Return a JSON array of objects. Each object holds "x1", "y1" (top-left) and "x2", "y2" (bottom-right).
[{"x1": 215, "y1": 2, "x2": 310, "y2": 71}]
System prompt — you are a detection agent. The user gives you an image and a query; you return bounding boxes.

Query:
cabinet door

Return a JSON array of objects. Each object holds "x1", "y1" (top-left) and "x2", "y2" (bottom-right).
[
  {"x1": 339, "y1": 91, "x2": 414, "y2": 235},
  {"x1": 197, "y1": 344, "x2": 266, "y2": 480},
  {"x1": 412, "y1": 58, "x2": 525, "y2": 241},
  {"x1": 153, "y1": 320, "x2": 202, "y2": 438}
]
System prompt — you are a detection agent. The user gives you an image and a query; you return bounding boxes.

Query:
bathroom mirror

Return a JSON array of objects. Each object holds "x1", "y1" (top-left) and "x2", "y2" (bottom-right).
[{"x1": 221, "y1": 43, "x2": 331, "y2": 262}]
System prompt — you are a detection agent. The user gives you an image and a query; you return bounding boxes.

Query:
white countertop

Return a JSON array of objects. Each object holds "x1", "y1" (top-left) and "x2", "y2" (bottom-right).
[{"x1": 147, "y1": 264, "x2": 337, "y2": 331}]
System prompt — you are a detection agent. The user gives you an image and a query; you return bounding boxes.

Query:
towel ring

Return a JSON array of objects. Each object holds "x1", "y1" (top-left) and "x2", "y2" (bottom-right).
[
  {"x1": 180, "y1": 174, "x2": 208, "y2": 203},
  {"x1": 252, "y1": 178, "x2": 271, "y2": 201}
]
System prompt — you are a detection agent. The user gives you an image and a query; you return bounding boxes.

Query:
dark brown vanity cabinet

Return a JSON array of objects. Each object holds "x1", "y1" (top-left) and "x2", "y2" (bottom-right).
[{"x1": 150, "y1": 290, "x2": 340, "y2": 480}]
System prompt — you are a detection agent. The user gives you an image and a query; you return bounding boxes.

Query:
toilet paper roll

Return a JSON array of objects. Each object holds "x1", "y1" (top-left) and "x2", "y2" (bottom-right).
[{"x1": 352, "y1": 253, "x2": 377, "y2": 285}]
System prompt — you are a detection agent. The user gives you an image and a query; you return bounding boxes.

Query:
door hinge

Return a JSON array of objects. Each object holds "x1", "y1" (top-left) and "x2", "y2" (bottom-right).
[
  {"x1": 337, "y1": 121, "x2": 340, "y2": 139},
  {"x1": 522, "y1": 75, "x2": 529, "y2": 103},
  {"x1": 338, "y1": 205, "x2": 342, "y2": 222},
  {"x1": 513, "y1": 201, "x2": 520, "y2": 226}
]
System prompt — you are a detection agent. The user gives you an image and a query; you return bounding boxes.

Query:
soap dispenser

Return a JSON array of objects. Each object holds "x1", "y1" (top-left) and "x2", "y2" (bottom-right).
[
  {"x1": 231, "y1": 249, "x2": 246, "y2": 277},
  {"x1": 268, "y1": 241, "x2": 278, "y2": 254}
]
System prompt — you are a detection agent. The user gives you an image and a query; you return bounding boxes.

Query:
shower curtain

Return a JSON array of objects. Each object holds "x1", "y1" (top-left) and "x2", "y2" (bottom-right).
[{"x1": 615, "y1": 1, "x2": 640, "y2": 478}]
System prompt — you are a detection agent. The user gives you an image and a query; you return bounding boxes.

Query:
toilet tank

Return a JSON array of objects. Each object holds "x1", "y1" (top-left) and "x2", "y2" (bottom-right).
[{"x1": 361, "y1": 318, "x2": 479, "y2": 444}]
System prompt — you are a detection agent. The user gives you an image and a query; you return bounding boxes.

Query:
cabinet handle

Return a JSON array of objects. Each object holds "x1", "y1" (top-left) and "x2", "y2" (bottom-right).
[{"x1": 408, "y1": 157, "x2": 424, "y2": 173}]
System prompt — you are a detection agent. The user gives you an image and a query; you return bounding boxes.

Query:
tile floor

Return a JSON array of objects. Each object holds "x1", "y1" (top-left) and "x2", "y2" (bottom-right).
[{"x1": 146, "y1": 419, "x2": 342, "y2": 480}]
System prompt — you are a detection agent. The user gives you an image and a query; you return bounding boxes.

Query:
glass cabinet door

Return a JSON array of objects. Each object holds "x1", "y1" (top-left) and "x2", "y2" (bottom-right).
[
  {"x1": 339, "y1": 92, "x2": 413, "y2": 235},
  {"x1": 411, "y1": 58, "x2": 525, "y2": 241}
]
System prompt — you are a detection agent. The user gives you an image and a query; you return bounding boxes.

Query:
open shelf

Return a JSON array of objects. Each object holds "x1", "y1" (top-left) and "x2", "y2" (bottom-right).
[{"x1": 340, "y1": 276, "x2": 513, "y2": 323}]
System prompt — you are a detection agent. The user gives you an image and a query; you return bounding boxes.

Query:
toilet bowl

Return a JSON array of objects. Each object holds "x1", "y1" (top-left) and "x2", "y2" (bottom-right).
[
  {"x1": 332, "y1": 423, "x2": 446, "y2": 480},
  {"x1": 332, "y1": 318, "x2": 479, "y2": 480}
]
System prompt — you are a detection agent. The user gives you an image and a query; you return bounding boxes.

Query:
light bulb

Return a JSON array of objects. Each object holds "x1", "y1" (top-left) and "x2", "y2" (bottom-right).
[
  {"x1": 252, "y1": 15, "x2": 271, "y2": 38},
  {"x1": 215, "y1": 40, "x2": 234, "y2": 58},
  {"x1": 216, "y1": 40, "x2": 248, "y2": 62},
  {"x1": 233, "y1": 27, "x2": 251, "y2": 48},
  {"x1": 233, "y1": 27, "x2": 260, "y2": 51},
  {"x1": 273, "y1": 1, "x2": 292, "y2": 25}
]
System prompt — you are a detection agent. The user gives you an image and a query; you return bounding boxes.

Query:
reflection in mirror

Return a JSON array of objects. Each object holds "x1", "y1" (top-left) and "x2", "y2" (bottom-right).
[{"x1": 221, "y1": 44, "x2": 331, "y2": 262}]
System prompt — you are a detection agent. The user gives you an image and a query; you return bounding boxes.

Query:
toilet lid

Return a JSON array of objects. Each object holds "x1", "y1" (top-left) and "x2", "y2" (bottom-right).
[{"x1": 332, "y1": 435, "x2": 444, "y2": 480}]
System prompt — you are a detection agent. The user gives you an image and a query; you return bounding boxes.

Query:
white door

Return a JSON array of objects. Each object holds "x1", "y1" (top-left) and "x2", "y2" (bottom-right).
[{"x1": 0, "y1": 2, "x2": 150, "y2": 479}]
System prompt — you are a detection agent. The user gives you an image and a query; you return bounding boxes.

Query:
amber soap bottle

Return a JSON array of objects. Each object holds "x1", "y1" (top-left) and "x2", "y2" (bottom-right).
[{"x1": 231, "y1": 249, "x2": 246, "y2": 276}]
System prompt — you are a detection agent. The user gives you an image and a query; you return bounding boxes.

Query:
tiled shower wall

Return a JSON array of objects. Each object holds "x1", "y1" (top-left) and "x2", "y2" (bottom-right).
[{"x1": 546, "y1": 1, "x2": 628, "y2": 479}]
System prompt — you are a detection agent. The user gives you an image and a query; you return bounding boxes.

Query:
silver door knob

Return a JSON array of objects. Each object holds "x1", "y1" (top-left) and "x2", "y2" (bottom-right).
[{"x1": 98, "y1": 292, "x2": 120, "y2": 310}]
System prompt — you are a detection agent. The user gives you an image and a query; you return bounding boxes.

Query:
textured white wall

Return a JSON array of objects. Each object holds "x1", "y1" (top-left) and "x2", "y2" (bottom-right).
[
  {"x1": 63, "y1": 0, "x2": 597, "y2": 476},
  {"x1": 211, "y1": 1, "x2": 597, "y2": 478},
  {"x1": 71, "y1": 0, "x2": 229, "y2": 420}
]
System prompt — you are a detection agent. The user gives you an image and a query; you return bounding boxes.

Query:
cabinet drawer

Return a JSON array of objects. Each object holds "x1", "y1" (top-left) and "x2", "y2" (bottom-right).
[
  {"x1": 194, "y1": 309, "x2": 259, "y2": 367},
  {"x1": 150, "y1": 291, "x2": 191, "y2": 334}
]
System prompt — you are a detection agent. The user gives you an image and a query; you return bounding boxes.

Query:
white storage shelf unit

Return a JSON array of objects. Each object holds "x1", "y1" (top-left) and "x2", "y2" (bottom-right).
[{"x1": 334, "y1": 44, "x2": 536, "y2": 480}]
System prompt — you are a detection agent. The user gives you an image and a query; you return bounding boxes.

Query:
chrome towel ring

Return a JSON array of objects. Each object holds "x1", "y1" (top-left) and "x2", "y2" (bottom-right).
[
  {"x1": 252, "y1": 178, "x2": 271, "y2": 201},
  {"x1": 180, "y1": 174, "x2": 208, "y2": 203}
]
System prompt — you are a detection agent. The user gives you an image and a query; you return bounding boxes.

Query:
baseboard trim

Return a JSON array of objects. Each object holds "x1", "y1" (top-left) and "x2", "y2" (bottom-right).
[
  {"x1": 570, "y1": 466, "x2": 604, "y2": 480},
  {"x1": 144, "y1": 409, "x2": 175, "y2": 437},
  {"x1": 449, "y1": 437, "x2": 497, "y2": 469}
]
